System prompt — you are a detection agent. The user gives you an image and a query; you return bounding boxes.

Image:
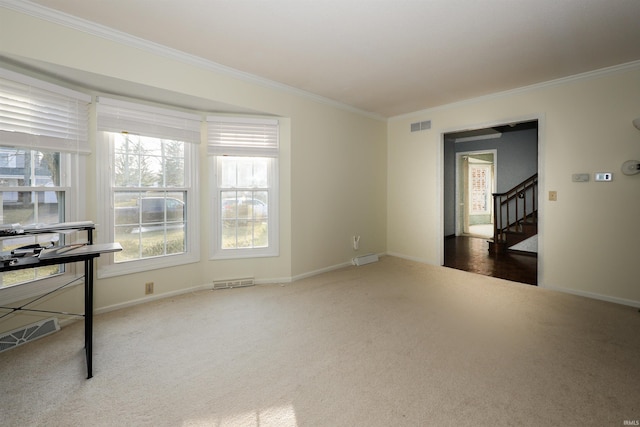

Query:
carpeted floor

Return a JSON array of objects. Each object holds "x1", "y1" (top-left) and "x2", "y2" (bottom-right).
[{"x1": 1, "y1": 256, "x2": 639, "y2": 426}]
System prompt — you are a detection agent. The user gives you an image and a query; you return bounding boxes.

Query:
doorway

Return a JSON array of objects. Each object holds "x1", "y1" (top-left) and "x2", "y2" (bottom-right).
[
  {"x1": 456, "y1": 150, "x2": 496, "y2": 239},
  {"x1": 443, "y1": 120, "x2": 539, "y2": 285}
]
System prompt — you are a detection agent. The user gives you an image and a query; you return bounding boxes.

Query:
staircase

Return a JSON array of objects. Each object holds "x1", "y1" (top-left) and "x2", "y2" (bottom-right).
[{"x1": 489, "y1": 174, "x2": 538, "y2": 255}]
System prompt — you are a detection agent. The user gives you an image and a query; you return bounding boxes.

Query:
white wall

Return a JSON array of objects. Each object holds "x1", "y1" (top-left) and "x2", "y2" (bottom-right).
[
  {"x1": 0, "y1": 7, "x2": 387, "y2": 332},
  {"x1": 388, "y1": 64, "x2": 640, "y2": 306},
  {"x1": 290, "y1": 106, "x2": 387, "y2": 278}
]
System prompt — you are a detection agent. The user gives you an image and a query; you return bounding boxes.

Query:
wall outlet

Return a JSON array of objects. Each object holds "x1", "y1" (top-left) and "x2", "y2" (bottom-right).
[
  {"x1": 548, "y1": 191, "x2": 557, "y2": 201},
  {"x1": 145, "y1": 282, "x2": 154, "y2": 295}
]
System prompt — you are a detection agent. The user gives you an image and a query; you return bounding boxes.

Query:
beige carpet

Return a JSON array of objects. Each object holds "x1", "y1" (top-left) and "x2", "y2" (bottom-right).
[{"x1": 1, "y1": 256, "x2": 639, "y2": 426}]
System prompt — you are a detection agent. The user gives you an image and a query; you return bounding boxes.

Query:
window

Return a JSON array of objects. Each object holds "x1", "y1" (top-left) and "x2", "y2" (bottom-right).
[
  {"x1": 0, "y1": 68, "x2": 88, "y2": 293},
  {"x1": 0, "y1": 148, "x2": 69, "y2": 287},
  {"x1": 97, "y1": 98, "x2": 200, "y2": 276},
  {"x1": 470, "y1": 164, "x2": 492, "y2": 214},
  {"x1": 208, "y1": 117, "x2": 279, "y2": 259}
]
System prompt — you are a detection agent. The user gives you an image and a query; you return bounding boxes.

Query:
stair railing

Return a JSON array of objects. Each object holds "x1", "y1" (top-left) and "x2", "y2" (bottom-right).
[{"x1": 492, "y1": 174, "x2": 538, "y2": 245}]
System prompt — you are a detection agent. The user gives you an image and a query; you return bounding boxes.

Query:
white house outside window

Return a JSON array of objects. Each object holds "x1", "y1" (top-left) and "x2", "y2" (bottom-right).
[
  {"x1": 97, "y1": 98, "x2": 200, "y2": 277},
  {"x1": 208, "y1": 117, "x2": 279, "y2": 259}
]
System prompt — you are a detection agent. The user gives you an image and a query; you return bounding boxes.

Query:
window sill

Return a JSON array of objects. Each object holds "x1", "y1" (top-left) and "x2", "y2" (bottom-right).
[
  {"x1": 97, "y1": 251, "x2": 200, "y2": 279},
  {"x1": 209, "y1": 247, "x2": 279, "y2": 261}
]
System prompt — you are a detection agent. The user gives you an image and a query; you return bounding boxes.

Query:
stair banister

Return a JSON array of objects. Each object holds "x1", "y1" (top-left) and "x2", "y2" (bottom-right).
[{"x1": 491, "y1": 173, "x2": 538, "y2": 252}]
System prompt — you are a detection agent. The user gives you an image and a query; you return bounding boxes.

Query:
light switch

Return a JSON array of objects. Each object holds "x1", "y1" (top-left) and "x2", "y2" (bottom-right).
[
  {"x1": 572, "y1": 173, "x2": 589, "y2": 182},
  {"x1": 594, "y1": 172, "x2": 613, "y2": 182},
  {"x1": 549, "y1": 191, "x2": 557, "y2": 201}
]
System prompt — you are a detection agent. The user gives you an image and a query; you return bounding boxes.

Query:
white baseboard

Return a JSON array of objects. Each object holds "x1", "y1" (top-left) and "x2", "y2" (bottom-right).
[
  {"x1": 543, "y1": 285, "x2": 640, "y2": 309},
  {"x1": 95, "y1": 258, "x2": 357, "y2": 316},
  {"x1": 385, "y1": 251, "x2": 431, "y2": 265},
  {"x1": 291, "y1": 261, "x2": 354, "y2": 282},
  {"x1": 95, "y1": 283, "x2": 214, "y2": 315}
]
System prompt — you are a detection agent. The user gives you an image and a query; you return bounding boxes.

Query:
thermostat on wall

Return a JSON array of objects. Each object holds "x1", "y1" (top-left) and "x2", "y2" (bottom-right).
[{"x1": 594, "y1": 172, "x2": 613, "y2": 182}]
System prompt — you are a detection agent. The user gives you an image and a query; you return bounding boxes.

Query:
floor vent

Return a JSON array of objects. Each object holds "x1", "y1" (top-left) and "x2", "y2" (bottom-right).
[
  {"x1": 212, "y1": 278, "x2": 255, "y2": 290},
  {"x1": 0, "y1": 318, "x2": 60, "y2": 353},
  {"x1": 353, "y1": 253, "x2": 379, "y2": 266}
]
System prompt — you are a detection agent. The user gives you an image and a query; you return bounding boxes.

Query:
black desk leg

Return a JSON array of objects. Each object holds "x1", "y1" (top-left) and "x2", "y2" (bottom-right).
[{"x1": 84, "y1": 258, "x2": 94, "y2": 379}]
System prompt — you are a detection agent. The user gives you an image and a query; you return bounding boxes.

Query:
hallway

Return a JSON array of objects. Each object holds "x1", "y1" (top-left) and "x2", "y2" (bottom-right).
[{"x1": 443, "y1": 235, "x2": 537, "y2": 286}]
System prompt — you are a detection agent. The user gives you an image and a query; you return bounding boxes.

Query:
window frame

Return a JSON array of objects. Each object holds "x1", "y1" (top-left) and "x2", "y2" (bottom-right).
[
  {"x1": 209, "y1": 155, "x2": 279, "y2": 260},
  {"x1": 0, "y1": 149, "x2": 85, "y2": 303},
  {"x1": 96, "y1": 99, "x2": 200, "y2": 278},
  {"x1": 207, "y1": 117, "x2": 279, "y2": 260},
  {"x1": 0, "y1": 68, "x2": 87, "y2": 304}
]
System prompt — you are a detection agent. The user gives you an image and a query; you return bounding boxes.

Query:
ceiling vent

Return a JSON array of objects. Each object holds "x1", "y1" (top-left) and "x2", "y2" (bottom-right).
[{"x1": 410, "y1": 120, "x2": 431, "y2": 132}]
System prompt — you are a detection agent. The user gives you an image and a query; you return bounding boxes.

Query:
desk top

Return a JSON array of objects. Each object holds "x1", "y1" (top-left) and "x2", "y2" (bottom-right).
[
  {"x1": 39, "y1": 243, "x2": 122, "y2": 260},
  {"x1": 0, "y1": 221, "x2": 95, "y2": 238},
  {"x1": 0, "y1": 243, "x2": 122, "y2": 272}
]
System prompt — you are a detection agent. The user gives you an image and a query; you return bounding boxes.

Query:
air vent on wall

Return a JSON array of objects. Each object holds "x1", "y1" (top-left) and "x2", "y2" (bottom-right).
[
  {"x1": 410, "y1": 120, "x2": 431, "y2": 132},
  {"x1": 0, "y1": 318, "x2": 60, "y2": 353},
  {"x1": 212, "y1": 277, "x2": 255, "y2": 290}
]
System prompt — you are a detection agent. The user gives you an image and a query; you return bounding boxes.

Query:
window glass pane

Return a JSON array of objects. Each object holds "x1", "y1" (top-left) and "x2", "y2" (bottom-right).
[
  {"x1": 221, "y1": 192, "x2": 237, "y2": 221},
  {"x1": 221, "y1": 220, "x2": 237, "y2": 250},
  {"x1": 217, "y1": 157, "x2": 269, "y2": 189},
  {"x1": 0, "y1": 233, "x2": 62, "y2": 287},
  {"x1": 115, "y1": 226, "x2": 141, "y2": 263},
  {"x1": 0, "y1": 147, "x2": 66, "y2": 288},
  {"x1": 0, "y1": 149, "x2": 60, "y2": 187},
  {"x1": 1, "y1": 192, "x2": 64, "y2": 224},
  {"x1": 217, "y1": 157, "x2": 270, "y2": 251},
  {"x1": 114, "y1": 134, "x2": 186, "y2": 188},
  {"x1": 140, "y1": 137, "x2": 162, "y2": 156},
  {"x1": 111, "y1": 130, "x2": 188, "y2": 264},
  {"x1": 219, "y1": 158, "x2": 237, "y2": 188},
  {"x1": 237, "y1": 160, "x2": 254, "y2": 188},
  {"x1": 113, "y1": 191, "x2": 186, "y2": 262},
  {"x1": 252, "y1": 191, "x2": 269, "y2": 221},
  {"x1": 238, "y1": 158, "x2": 268, "y2": 188},
  {"x1": 163, "y1": 141, "x2": 185, "y2": 187}
]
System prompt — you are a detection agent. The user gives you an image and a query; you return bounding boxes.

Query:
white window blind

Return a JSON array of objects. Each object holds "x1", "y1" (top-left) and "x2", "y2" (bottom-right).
[
  {"x1": 207, "y1": 117, "x2": 279, "y2": 157},
  {"x1": 97, "y1": 97, "x2": 201, "y2": 144},
  {"x1": 0, "y1": 68, "x2": 90, "y2": 154}
]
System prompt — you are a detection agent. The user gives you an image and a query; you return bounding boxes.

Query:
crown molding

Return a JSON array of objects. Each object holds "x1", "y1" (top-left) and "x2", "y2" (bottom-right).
[
  {"x1": 390, "y1": 59, "x2": 640, "y2": 122},
  {"x1": 0, "y1": 0, "x2": 385, "y2": 121}
]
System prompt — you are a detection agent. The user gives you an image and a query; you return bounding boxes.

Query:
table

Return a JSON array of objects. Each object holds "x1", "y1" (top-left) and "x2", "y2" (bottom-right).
[{"x1": 0, "y1": 222, "x2": 121, "y2": 378}]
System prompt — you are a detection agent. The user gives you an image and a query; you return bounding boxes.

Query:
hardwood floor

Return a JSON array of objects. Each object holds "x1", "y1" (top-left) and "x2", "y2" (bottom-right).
[{"x1": 444, "y1": 235, "x2": 537, "y2": 286}]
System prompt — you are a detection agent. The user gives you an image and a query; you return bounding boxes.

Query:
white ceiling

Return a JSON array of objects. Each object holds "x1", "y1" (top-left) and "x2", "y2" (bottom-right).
[{"x1": 10, "y1": 0, "x2": 640, "y2": 117}]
